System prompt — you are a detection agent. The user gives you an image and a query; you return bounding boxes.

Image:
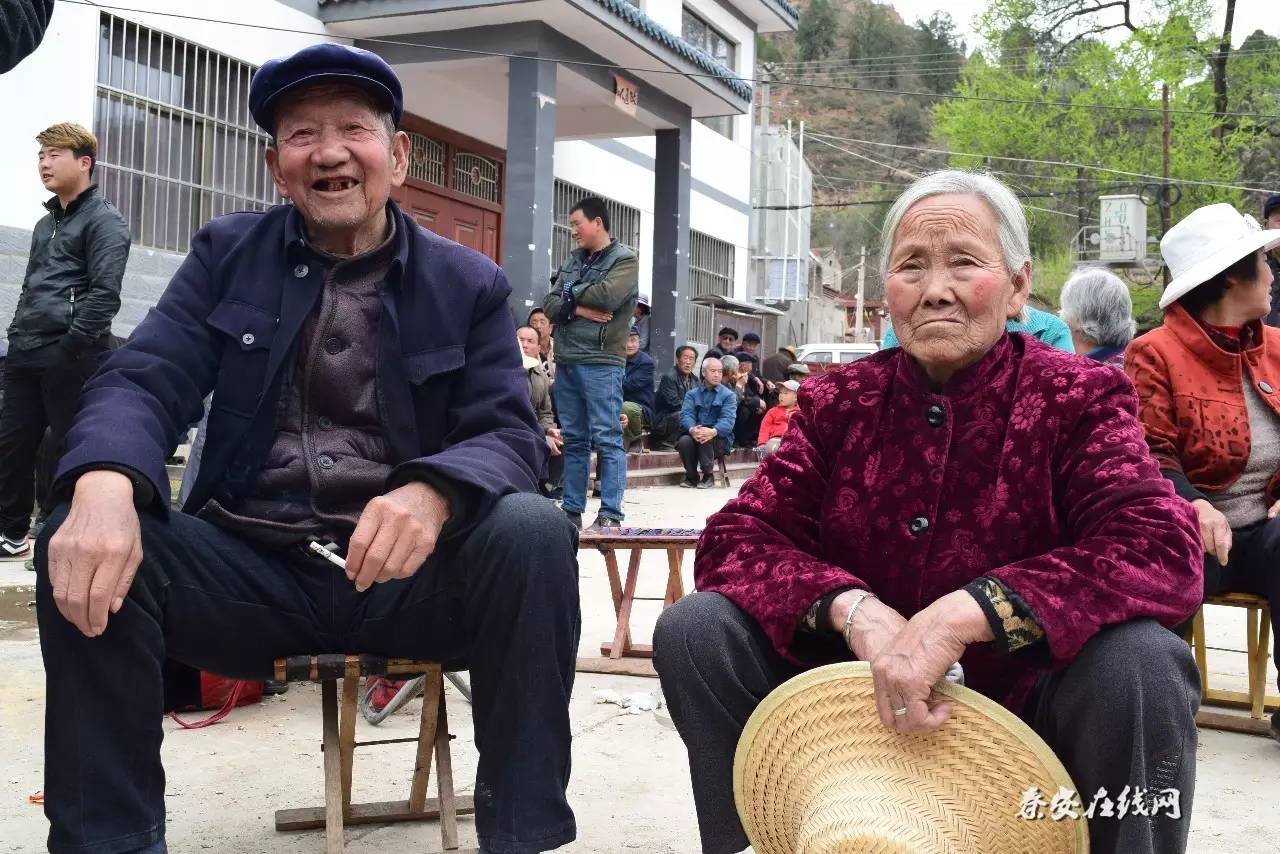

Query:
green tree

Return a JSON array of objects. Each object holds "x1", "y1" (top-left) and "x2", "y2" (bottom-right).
[
  {"x1": 913, "y1": 12, "x2": 965, "y2": 94},
  {"x1": 795, "y1": 0, "x2": 838, "y2": 63},
  {"x1": 847, "y1": 1, "x2": 909, "y2": 87}
]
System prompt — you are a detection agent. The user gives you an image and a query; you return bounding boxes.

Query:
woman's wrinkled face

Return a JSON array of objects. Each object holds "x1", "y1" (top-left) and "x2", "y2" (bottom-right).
[{"x1": 885, "y1": 194, "x2": 1030, "y2": 384}]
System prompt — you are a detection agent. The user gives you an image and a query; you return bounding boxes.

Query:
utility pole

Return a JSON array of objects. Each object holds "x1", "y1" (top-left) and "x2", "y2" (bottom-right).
[
  {"x1": 754, "y1": 72, "x2": 772, "y2": 302},
  {"x1": 855, "y1": 245, "x2": 867, "y2": 343},
  {"x1": 1075, "y1": 166, "x2": 1087, "y2": 260},
  {"x1": 1161, "y1": 83, "x2": 1172, "y2": 288},
  {"x1": 797, "y1": 120, "x2": 805, "y2": 302}
]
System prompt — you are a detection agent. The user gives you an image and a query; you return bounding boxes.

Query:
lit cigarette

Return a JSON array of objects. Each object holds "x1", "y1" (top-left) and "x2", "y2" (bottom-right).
[{"x1": 307, "y1": 540, "x2": 347, "y2": 571}]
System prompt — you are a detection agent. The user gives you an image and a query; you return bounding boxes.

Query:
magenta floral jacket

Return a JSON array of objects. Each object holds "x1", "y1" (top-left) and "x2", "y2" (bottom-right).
[{"x1": 695, "y1": 333, "x2": 1202, "y2": 711}]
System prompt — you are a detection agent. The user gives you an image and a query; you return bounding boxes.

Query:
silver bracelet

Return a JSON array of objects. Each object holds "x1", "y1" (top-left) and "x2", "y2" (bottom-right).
[{"x1": 840, "y1": 589, "x2": 877, "y2": 651}]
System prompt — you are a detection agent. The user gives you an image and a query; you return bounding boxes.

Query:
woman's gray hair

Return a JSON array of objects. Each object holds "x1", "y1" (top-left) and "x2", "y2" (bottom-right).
[
  {"x1": 880, "y1": 170, "x2": 1034, "y2": 322},
  {"x1": 719, "y1": 354, "x2": 739, "y2": 374},
  {"x1": 1059, "y1": 267, "x2": 1136, "y2": 348}
]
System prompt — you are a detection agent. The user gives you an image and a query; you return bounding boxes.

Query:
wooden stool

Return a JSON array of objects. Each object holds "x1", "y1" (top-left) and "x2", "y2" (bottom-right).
[
  {"x1": 272, "y1": 655, "x2": 477, "y2": 853},
  {"x1": 1188, "y1": 592, "x2": 1280, "y2": 736},
  {"x1": 716, "y1": 453, "x2": 731, "y2": 488},
  {"x1": 577, "y1": 528, "x2": 701, "y2": 677}
]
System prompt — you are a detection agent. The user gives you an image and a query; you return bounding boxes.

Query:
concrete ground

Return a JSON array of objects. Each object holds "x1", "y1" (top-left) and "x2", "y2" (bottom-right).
[{"x1": 1, "y1": 483, "x2": 1278, "y2": 852}]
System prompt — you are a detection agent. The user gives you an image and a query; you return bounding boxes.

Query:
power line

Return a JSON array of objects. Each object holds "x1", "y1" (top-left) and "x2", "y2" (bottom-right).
[
  {"x1": 59, "y1": 0, "x2": 1280, "y2": 123},
  {"x1": 804, "y1": 131, "x2": 1274, "y2": 195}
]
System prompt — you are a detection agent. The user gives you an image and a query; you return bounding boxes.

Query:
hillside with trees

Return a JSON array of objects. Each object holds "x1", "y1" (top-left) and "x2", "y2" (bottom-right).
[{"x1": 760, "y1": 0, "x2": 1279, "y2": 326}]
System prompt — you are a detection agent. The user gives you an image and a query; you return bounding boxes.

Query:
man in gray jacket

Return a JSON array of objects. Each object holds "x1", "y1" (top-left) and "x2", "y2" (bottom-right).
[
  {"x1": 0, "y1": 123, "x2": 129, "y2": 559},
  {"x1": 543, "y1": 196, "x2": 638, "y2": 530}
]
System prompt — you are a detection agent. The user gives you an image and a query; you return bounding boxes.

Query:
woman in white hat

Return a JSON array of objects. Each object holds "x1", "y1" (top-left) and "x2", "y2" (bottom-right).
[{"x1": 1127, "y1": 202, "x2": 1280, "y2": 740}]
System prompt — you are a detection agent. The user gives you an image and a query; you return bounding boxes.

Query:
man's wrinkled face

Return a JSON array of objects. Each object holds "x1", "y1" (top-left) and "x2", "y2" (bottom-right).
[
  {"x1": 569, "y1": 210, "x2": 604, "y2": 249},
  {"x1": 266, "y1": 86, "x2": 408, "y2": 243},
  {"x1": 38, "y1": 146, "x2": 88, "y2": 195},
  {"x1": 741, "y1": 340, "x2": 759, "y2": 354},
  {"x1": 529, "y1": 311, "x2": 550, "y2": 337},
  {"x1": 517, "y1": 327, "x2": 540, "y2": 358},
  {"x1": 625, "y1": 335, "x2": 641, "y2": 357},
  {"x1": 885, "y1": 194, "x2": 1029, "y2": 383},
  {"x1": 677, "y1": 349, "x2": 696, "y2": 374}
]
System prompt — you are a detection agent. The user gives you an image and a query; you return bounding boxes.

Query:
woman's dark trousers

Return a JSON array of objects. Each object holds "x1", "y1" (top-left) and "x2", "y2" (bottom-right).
[
  {"x1": 653, "y1": 592, "x2": 1199, "y2": 854},
  {"x1": 1200, "y1": 517, "x2": 1280, "y2": 689},
  {"x1": 36, "y1": 493, "x2": 581, "y2": 854}
]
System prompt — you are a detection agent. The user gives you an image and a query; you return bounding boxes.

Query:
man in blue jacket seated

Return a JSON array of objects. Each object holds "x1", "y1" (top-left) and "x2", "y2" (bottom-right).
[
  {"x1": 34, "y1": 44, "x2": 579, "y2": 854},
  {"x1": 676, "y1": 357, "x2": 737, "y2": 489},
  {"x1": 621, "y1": 328, "x2": 655, "y2": 449}
]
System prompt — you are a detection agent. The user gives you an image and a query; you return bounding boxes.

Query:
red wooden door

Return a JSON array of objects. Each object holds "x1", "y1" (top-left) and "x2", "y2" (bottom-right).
[{"x1": 394, "y1": 184, "x2": 501, "y2": 264}]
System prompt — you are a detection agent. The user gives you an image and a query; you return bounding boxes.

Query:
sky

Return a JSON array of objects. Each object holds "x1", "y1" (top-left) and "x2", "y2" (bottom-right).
[{"x1": 887, "y1": 0, "x2": 1277, "y2": 51}]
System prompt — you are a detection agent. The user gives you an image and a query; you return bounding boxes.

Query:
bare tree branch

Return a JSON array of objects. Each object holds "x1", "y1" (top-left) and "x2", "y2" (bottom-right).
[{"x1": 1042, "y1": 1, "x2": 1134, "y2": 40}]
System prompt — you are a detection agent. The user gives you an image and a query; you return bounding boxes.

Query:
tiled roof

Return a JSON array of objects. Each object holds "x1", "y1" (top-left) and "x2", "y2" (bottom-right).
[{"x1": 590, "y1": 0, "x2": 751, "y2": 101}]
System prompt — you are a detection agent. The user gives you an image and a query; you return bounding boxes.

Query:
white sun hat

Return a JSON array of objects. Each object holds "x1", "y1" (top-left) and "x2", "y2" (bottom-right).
[{"x1": 1158, "y1": 203, "x2": 1280, "y2": 309}]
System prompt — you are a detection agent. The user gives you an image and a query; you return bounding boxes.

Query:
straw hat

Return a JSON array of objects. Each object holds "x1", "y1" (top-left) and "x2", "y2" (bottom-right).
[
  {"x1": 1158, "y1": 203, "x2": 1280, "y2": 309},
  {"x1": 734, "y1": 663, "x2": 1088, "y2": 854}
]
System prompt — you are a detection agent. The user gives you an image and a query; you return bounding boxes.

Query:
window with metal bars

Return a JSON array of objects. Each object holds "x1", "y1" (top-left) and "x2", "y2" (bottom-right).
[
  {"x1": 92, "y1": 14, "x2": 279, "y2": 252},
  {"x1": 406, "y1": 132, "x2": 445, "y2": 186},
  {"x1": 550, "y1": 179, "x2": 641, "y2": 274},
  {"x1": 689, "y1": 230, "x2": 734, "y2": 299}
]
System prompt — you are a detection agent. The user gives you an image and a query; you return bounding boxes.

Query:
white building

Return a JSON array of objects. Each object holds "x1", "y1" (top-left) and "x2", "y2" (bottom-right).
[{"x1": 0, "y1": 0, "x2": 798, "y2": 367}]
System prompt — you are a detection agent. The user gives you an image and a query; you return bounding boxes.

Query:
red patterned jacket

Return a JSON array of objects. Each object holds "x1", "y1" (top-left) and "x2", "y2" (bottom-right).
[
  {"x1": 695, "y1": 333, "x2": 1202, "y2": 712},
  {"x1": 1126, "y1": 303, "x2": 1280, "y2": 504}
]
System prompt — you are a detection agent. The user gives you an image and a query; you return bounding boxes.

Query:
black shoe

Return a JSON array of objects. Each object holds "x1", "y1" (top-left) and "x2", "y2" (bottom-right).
[
  {"x1": 586, "y1": 515, "x2": 621, "y2": 533},
  {"x1": 262, "y1": 680, "x2": 290, "y2": 696},
  {"x1": 590, "y1": 486, "x2": 602, "y2": 498},
  {"x1": 697, "y1": 473, "x2": 715, "y2": 489},
  {"x1": 0, "y1": 536, "x2": 31, "y2": 560},
  {"x1": 679, "y1": 478, "x2": 698, "y2": 488},
  {"x1": 564, "y1": 510, "x2": 582, "y2": 530}
]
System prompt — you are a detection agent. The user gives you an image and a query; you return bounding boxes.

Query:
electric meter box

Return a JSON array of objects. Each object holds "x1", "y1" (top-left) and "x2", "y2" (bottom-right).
[{"x1": 1098, "y1": 195, "x2": 1148, "y2": 263}]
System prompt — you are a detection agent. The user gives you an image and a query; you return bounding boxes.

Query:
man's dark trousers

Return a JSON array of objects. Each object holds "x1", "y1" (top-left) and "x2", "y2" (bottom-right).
[
  {"x1": 35, "y1": 493, "x2": 581, "y2": 854},
  {"x1": 0, "y1": 341, "x2": 102, "y2": 538},
  {"x1": 676, "y1": 433, "x2": 726, "y2": 482}
]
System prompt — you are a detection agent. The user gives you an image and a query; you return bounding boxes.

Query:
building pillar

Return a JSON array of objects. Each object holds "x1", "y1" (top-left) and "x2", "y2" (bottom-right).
[
  {"x1": 649, "y1": 112, "x2": 692, "y2": 372},
  {"x1": 502, "y1": 55, "x2": 557, "y2": 319}
]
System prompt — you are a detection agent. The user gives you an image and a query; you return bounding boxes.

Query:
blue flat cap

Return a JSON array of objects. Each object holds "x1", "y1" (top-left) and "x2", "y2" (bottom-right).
[
  {"x1": 1265, "y1": 193, "x2": 1280, "y2": 221},
  {"x1": 249, "y1": 43, "x2": 403, "y2": 133}
]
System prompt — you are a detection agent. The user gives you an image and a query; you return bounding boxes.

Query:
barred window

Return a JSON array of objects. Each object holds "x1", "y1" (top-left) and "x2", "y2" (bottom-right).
[
  {"x1": 689, "y1": 230, "x2": 734, "y2": 299},
  {"x1": 550, "y1": 179, "x2": 641, "y2": 274},
  {"x1": 93, "y1": 14, "x2": 279, "y2": 252}
]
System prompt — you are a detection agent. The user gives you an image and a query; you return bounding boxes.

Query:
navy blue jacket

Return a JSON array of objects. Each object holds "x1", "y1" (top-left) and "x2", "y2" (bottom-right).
[
  {"x1": 623, "y1": 349, "x2": 656, "y2": 424},
  {"x1": 56, "y1": 203, "x2": 545, "y2": 539}
]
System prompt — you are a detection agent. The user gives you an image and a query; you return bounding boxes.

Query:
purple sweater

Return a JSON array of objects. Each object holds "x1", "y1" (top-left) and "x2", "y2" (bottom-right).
[{"x1": 696, "y1": 333, "x2": 1203, "y2": 712}]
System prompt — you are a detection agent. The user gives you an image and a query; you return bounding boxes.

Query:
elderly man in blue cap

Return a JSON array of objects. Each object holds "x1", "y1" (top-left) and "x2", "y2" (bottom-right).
[
  {"x1": 1265, "y1": 193, "x2": 1280, "y2": 326},
  {"x1": 34, "y1": 43, "x2": 579, "y2": 854}
]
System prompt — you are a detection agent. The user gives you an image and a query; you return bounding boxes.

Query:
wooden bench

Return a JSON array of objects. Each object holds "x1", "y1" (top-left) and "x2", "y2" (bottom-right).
[
  {"x1": 576, "y1": 528, "x2": 701, "y2": 678},
  {"x1": 272, "y1": 655, "x2": 476, "y2": 853},
  {"x1": 1188, "y1": 592, "x2": 1280, "y2": 737}
]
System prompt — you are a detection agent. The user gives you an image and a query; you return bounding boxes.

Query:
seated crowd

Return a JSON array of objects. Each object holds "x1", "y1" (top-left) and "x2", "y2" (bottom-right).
[{"x1": 21, "y1": 38, "x2": 1280, "y2": 854}]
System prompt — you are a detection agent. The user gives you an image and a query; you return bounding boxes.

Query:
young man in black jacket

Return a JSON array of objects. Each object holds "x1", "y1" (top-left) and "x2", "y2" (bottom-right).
[{"x1": 0, "y1": 123, "x2": 129, "y2": 558}]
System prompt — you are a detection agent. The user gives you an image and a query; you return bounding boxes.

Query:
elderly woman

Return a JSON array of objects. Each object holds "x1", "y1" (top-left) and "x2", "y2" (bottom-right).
[
  {"x1": 1127, "y1": 203, "x2": 1280, "y2": 741},
  {"x1": 654, "y1": 171, "x2": 1202, "y2": 854},
  {"x1": 1059, "y1": 267, "x2": 1136, "y2": 367}
]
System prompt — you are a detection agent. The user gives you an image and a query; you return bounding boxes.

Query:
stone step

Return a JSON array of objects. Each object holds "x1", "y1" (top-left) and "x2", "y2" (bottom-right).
[{"x1": 624, "y1": 462, "x2": 758, "y2": 488}]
